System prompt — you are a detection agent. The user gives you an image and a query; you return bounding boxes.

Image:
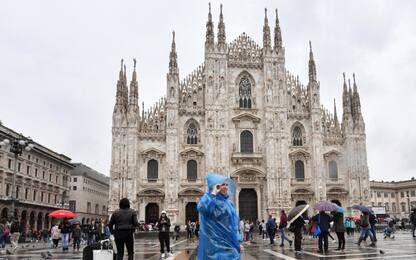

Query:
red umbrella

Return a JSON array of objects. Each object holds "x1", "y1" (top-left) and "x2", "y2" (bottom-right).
[{"x1": 49, "y1": 210, "x2": 76, "y2": 219}]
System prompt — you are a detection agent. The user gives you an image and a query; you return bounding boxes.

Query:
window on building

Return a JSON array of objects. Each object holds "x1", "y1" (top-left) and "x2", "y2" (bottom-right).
[
  {"x1": 401, "y1": 192, "x2": 404, "y2": 198},
  {"x1": 328, "y1": 161, "x2": 338, "y2": 180},
  {"x1": 33, "y1": 190, "x2": 37, "y2": 201},
  {"x1": 16, "y1": 186, "x2": 20, "y2": 199},
  {"x1": 41, "y1": 192, "x2": 44, "y2": 202},
  {"x1": 411, "y1": 190, "x2": 416, "y2": 197},
  {"x1": 73, "y1": 186, "x2": 77, "y2": 191},
  {"x1": 27, "y1": 166, "x2": 30, "y2": 174},
  {"x1": 377, "y1": 192, "x2": 381, "y2": 198},
  {"x1": 49, "y1": 174, "x2": 52, "y2": 182},
  {"x1": 54, "y1": 195, "x2": 57, "y2": 204},
  {"x1": 95, "y1": 204, "x2": 99, "y2": 214},
  {"x1": 392, "y1": 203, "x2": 396, "y2": 212},
  {"x1": 295, "y1": 160, "x2": 305, "y2": 180},
  {"x1": 50, "y1": 163, "x2": 52, "y2": 169},
  {"x1": 73, "y1": 177, "x2": 77, "y2": 182},
  {"x1": 401, "y1": 202, "x2": 406, "y2": 212},
  {"x1": 239, "y1": 76, "x2": 252, "y2": 108},
  {"x1": 187, "y1": 160, "x2": 197, "y2": 181},
  {"x1": 48, "y1": 193, "x2": 51, "y2": 203},
  {"x1": 377, "y1": 202, "x2": 382, "y2": 207},
  {"x1": 384, "y1": 192, "x2": 388, "y2": 198},
  {"x1": 391, "y1": 192, "x2": 395, "y2": 198},
  {"x1": 56, "y1": 175, "x2": 58, "y2": 184},
  {"x1": 25, "y1": 188, "x2": 29, "y2": 200},
  {"x1": 87, "y1": 202, "x2": 91, "y2": 213},
  {"x1": 6, "y1": 184, "x2": 10, "y2": 196},
  {"x1": 187, "y1": 123, "x2": 198, "y2": 144},
  {"x1": 102, "y1": 205, "x2": 106, "y2": 214},
  {"x1": 292, "y1": 126, "x2": 303, "y2": 146},
  {"x1": 8, "y1": 159, "x2": 12, "y2": 169},
  {"x1": 240, "y1": 130, "x2": 253, "y2": 153},
  {"x1": 35, "y1": 168, "x2": 38, "y2": 177},
  {"x1": 42, "y1": 171, "x2": 45, "y2": 179},
  {"x1": 147, "y1": 159, "x2": 158, "y2": 180},
  {"x1": 36, "y1": 158, "x2": 38, "y2": 163},
  {"x1": 69, "y1": 200, "x2": 76, "y2": 212},
  {"x1": 17, "y1": 163, "x2": 21, "y2": 172}
]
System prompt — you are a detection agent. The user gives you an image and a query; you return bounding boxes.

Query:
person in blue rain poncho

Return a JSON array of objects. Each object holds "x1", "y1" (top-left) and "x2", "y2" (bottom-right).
[{"x1": 197, "y1": 172, "x2": 242, "y2": 260}]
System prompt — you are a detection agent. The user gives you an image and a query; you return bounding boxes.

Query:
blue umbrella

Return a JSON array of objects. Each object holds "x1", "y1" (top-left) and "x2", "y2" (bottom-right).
[
  {"x1": 352, "y1": 205, "x2": 372, "y2": 214},
  {"x1": 336, "y1": 207, "x2": 346, "y2": 213},
  {"x1": 68, "y1": 218, "x2": 80, "y2": 224}
]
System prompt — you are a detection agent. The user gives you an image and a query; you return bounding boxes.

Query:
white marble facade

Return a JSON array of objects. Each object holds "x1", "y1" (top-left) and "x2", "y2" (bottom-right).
[{"x1": 109, "y1": 5, "x2": 370, "y2": 224}]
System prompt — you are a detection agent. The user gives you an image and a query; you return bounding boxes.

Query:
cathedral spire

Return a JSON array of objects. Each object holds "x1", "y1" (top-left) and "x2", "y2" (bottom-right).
[
  {"x1": 342, "y1": 72, "x2": 351, "y2": 115},
  {"x1": 334, "y1": 98, "x2": 339, "y2": 128},
  {"x1": 308, "y1": 41, "x2": 317, "y2": 82},
  {"x1": 205, "y1": 2, "x2": 215, "y2": 49},
  {"x1": 274, "y1": 8, "x2": 282, "y2": 52},
  {"x1": 169, "y1": 31, "x2": 178, "y2": 74},
  {"x1": 217, "y1": 4, "x2": 226, "y2": 48},
  {"x1": 263, "y1": 8, "x2": 271, "y2": 49},
  {"x1": 352, "y1": 73, "x2": 362, "y2": 115},
  {"x1": 128, "y1": 59, "x2": 138, "y2": 108},
  {"x1": 115, "y1": 59, "x2": 125, "y2": 110}
]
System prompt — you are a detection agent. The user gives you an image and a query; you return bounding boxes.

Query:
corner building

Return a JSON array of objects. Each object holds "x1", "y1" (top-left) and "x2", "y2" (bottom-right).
[{"x1": 109, "y1": 5, "x2": 370, "y2": 224}]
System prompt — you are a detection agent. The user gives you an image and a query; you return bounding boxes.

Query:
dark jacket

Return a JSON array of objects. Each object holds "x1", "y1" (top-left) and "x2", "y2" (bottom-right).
[
  {"x1": 109, "y1": 208, "x2": 139, "y2": 234},
  {"x1": 157, "y1": 216, "x2": 171, "y2": 233},
  {"x1": 360, "y1": 214, "x2": 370, "y2": 227},
  {"x1": 410, "y1": 212, "x2": 416, "y2": 224},
  {"x1": 333, "y1": 212, "x2": 345, "y2": 232},
  {"x1": 72, "y1": 227, "x2": 81, "y2": 238},
  {"x1": 292, "y1": 216, "x2": 305, "y2": 229},
  {"x1": 266, "y1": 218, "x2": 276, "y2": 233},
  {"x1": 59, "y1": 221, "x2": 71, "y2": 234},
  {"x1": 312, "y1": 212, "x2": 332, "y2": 233}
]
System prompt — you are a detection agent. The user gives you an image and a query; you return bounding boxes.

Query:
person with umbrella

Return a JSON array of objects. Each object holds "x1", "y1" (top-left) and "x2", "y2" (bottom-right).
[
  {"x1": 197, "y1": 172, "x2": 241, "y2": 260},
  {"x1": 287, "y1": 204, "x2": 308, "y2": 255},
  {"x1": 332, "y1": 202, "x2": 346, "y2": 251},
  {"x1": 312, "y1": 211, "x2": 332, "y2": 254},
  {"x1": 357, "y1": 211, "x2": 376, "y2": 246},
  {"x1": 59, "y1": 218, "x2": 71, "y2": 251}
]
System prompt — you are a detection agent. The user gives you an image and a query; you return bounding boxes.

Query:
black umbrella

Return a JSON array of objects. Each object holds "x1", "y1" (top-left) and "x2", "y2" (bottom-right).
[{"x1": 287, "y1": 204, "x2": 309, "y2": 224}]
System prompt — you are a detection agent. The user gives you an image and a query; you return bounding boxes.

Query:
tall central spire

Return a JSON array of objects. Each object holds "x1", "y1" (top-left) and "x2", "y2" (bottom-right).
[
  {"x1": 205, "y1": 2, "x2": 214, "y2": 49},
  {"x1": 169, "y1": 31, "x2": 178, "y2": 74},
  {"x1": 217, "y1": 4, "x2": 226, "y2": 47},
  {"x1": 263, "y1": 8, "x2": 271, "y2": 49},
  {"x1": 274, "y1": 8, "x2": 282, "y2": 52},
  {"x1": 308, "y1": 41, "x2": 317, "y2": 82},
  {"x1": 129, "y1": 59, "x2": 138, "y2": 108}
]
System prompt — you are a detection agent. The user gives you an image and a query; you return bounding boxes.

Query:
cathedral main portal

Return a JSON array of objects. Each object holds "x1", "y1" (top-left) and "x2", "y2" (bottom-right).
[{"x1": 238, "y1": 188, "x2": 258, "y2": 222}]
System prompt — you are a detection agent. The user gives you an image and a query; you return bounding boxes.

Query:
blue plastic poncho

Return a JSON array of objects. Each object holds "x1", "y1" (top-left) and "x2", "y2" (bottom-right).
[{"x1": 197, "y1": 172, "x2": 240, "y2": 260}]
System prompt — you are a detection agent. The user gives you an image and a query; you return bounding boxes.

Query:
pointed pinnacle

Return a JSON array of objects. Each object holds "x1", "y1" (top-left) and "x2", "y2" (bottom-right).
[{"x1": 133, "y1": 58, "x2": 136, "y2": 70}]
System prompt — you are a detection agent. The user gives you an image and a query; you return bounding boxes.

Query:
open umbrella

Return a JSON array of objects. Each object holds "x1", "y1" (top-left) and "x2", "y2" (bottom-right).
[
  {"x1": 287, "y1": 204, "x2": 309, "y2": 224},
  {"x1": 352, "y1": 205, "x2": 372, "y2": 214},
  {"x1": 68, "y1": 218, "x2": 80, "y2": 225},
  {"x1": 49, "y1": 209, "x2": 76, "y2": 219},
  {"x1": 314, "y1": 201, "x2": 339, "y2": 212}
]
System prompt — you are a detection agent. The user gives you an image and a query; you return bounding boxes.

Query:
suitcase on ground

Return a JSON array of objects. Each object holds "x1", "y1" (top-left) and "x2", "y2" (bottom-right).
[{"x1": 83, "y1": 239, "x2": 116, "y2": 260}]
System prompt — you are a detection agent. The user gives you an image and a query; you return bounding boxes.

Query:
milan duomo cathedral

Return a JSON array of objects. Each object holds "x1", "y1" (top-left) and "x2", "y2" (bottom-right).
[{"x1": 109, "y1": 4, "x2": 370, "y2": 224}]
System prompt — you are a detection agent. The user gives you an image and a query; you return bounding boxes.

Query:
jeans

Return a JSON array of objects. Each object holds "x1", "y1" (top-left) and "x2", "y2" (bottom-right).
[
  {"x1": 280, "y1": 228, "x2": 291, "y2": 245},
  {"x1": 318, "y1": 231, "x2": 329, "y2": 252},
  {"x1": 370, "y1": 224, "x2": 377, "y2": 240},
  {"x1": 159, "y1": 232, "x2": 170, "y2": 253},
  {"x1": 115, "y1": 232, "x2": 134, "y2": 260},
  {"x1": 0, "y1": 234, "x2": 5, "y2": 248},
  {"x1": 61, "y1": 233, "x2": 70, "y2": 250},
  {"x1": 336, "y1": 232, "x2": 345, "y2": 249},
  {"x1": 360, "y1": 227, "x2": 375, "y2": 243},
  {"x1": 73, "y1": 237, "x2": 80, "y2": 250},
  {"x1": 294, "y1": 228, "x2": 302, "y2": 251},
  {"x1": 268, "y1": 230, "x2": 275, "y2": 244}
]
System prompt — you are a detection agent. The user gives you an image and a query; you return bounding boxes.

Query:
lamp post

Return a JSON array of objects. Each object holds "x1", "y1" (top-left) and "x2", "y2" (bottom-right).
[
  {"x1": 0, "y1": 136, "x2": 34, "y2": 219},
  {"x1": 407, "y1": 191, "x2": 411, "y2": 214}
]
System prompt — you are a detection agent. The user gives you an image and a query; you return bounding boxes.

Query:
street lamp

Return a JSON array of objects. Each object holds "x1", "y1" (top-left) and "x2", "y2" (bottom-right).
[
  {"x1": 0, "y1": 136, "x2": 34, "y2": 219},
  {"x1": 406, "y1": 191, "x2": 411, "y2": 214}
]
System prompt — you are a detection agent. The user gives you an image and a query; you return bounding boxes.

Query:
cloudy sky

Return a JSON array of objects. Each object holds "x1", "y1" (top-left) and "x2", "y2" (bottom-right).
[{"x1": 1, "y1": 0, "x2": 415, "y2": 181}]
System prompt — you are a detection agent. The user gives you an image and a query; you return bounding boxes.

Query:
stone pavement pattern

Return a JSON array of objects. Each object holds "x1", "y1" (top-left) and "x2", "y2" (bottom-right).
[{"x1": 1, "y1": 231, "x2": 416, "y2": 259}]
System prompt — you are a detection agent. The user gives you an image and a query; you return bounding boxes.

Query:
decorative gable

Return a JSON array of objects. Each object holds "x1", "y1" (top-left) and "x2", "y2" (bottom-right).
[{"x1": 228, "y1": 33, "x2": 263, "y2": 69}]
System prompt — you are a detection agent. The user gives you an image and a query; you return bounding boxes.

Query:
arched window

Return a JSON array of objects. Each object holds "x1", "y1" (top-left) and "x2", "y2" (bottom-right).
[
  {"x1": 328, "y1": 161, "x2": 338, "y2": 180},
  {"x1": 392, "y1": 202, "x2": 396, "y2": 212},
  {"x1": 187, "y1": 123, "x2": 198, "y2": 144},
  {"x1": 187, "y1": 160, "x2": 197, "y2": 181},
  {"x1": 239, "y1": 76, "x2": 252, "y2": 108},
  {"x1": 240, "y1": 130, "x2": 253, "y2": 153},
  {"x1": 295, "y1": 160, "x2": 305, "y2": 180},
  {"x1": 147, "y1": 159, "x2": 158, "y2": 180},
  {"x1": 292, "y1": 126, "x2": 303, "y2": 146},
  {"x1": 385, "y1": 203, "x2": 389, "y2": 212}
]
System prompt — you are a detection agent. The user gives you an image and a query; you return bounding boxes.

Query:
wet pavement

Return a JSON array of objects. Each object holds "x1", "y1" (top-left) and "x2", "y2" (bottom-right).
[{"x1": 1, "y1": 231, "x2": 416, "y2": 259}]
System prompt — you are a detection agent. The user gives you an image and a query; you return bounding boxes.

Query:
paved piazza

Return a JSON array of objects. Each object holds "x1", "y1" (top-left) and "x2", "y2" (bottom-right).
[{"x1": 1, "y1": 231, "x2": 416, "y2": 259}]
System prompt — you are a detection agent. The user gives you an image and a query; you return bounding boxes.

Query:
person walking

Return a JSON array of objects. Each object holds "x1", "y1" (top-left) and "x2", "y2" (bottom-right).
[
  {"x1": 51, "y1": 223, "x2": 61, "y2": 248},
  {"x1": 266, "y1": 215, "x2": 276, "y2": 245},
  {"x1": 332, "y1": 210, "x2": 345, "y2": 251},
  {"x1": 0, "y1": 219, "x2": 7, "y2": 249},
  {"x1": 60, "y1": 218, "x2": 71, "y2": 251},
  {"x1": 173, "y1": 224, "x2": 180, "y2": 241},
  {"x1": 244, "y1": 220, "x2": 250, "y2": 242},
  {"x1": 291, "y1": 215, "x2": 305, "y2": 255},
  {"x1": 157, "y1": 210, "x2": 172, "y2": 258},
  {"x1": 279, "y1": 210, "x2": 292, "y2": 247},
  {"x1": 357, "y1": 212, "x2": 376, "y2": 247},
  {"x1": 71, "y1": 223, "x2": 81, "y2": 252},
  {"x1": 7, "y1": 217, "x2": 21, "y2": 254},
  {"x1": 108, "y1": 198, "x2": 139, "y2": 260},
  {"x1": 261, "y1": 220, "x2": 268, "y2": 240},
  {"x1": 369, "y1": 213, "x2": 377, "y2": 242},
  {"x1": 312, "y1": 211, "x2": 332, "y2": 254},
  {"x1": 410, "y1": 208, "x2": 416, "y2": 237},
  {"x1": 197, "y1": 173, "x2": 242, "y2": 259}
]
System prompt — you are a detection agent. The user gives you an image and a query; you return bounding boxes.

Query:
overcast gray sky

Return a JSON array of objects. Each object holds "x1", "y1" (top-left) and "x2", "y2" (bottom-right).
[{"x1": 1, "y1": 0, "x2": 415, "y2": 181}]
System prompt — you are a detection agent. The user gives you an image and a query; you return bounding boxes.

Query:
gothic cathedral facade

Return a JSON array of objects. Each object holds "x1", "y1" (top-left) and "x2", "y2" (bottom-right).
[{"x1": 109, "y1": 5, "x2": 370, "y2": 224}]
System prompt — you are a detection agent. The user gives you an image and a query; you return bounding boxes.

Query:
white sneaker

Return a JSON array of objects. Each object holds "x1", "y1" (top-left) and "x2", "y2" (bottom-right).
[
  {"x1": 167, "y1": 252, "x2": 174, "y2": 257},
  {"x1": 161, "y1": 253, "x2": 165, "y2": 258}
]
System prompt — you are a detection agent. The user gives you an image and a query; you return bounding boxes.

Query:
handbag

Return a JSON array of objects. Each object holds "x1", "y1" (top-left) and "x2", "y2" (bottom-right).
[
  {"x1": 92, "y1": 239, "x2": 114, "y2": 260},
  {"x1": 314, "y1": 215, "x2": 322, "y2": 236}
]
